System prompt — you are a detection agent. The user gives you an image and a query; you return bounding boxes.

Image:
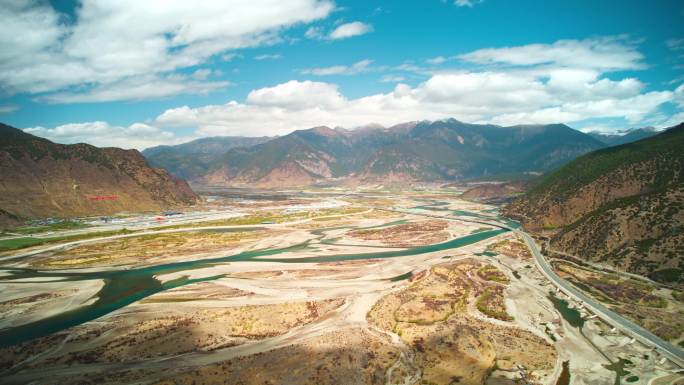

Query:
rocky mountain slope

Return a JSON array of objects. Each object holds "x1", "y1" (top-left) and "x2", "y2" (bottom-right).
[
  {"x1": 143, "y1": 136, "x2": 271, "y2": 180},
  {"x1": 0, "y1": 123, "x2": 198, "y2": 227},
  {"x1": 504, "y1": 123, "x2": 684, "y2": 286},
  {"x1": 151, "y1": 119, "x2": 607, "y2": 187},
  {"x1": 459, "y1": 181, "x2": 530, "y2": 204},
  {"x1": 353, "y1": 121, "x2": 605, "y2": 183}
]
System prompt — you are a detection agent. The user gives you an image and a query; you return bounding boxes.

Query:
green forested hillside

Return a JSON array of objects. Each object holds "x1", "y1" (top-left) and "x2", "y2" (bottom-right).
[{"x1": 505, "y1": 123, "x2": 684, "y2": 286}]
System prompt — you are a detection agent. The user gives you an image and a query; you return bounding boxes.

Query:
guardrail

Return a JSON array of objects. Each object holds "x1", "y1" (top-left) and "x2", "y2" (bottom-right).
[
  {"x1": 373, "y1": 205, "x2": 684, "y2": 368},
  {"x1": 517, "y1": 230, "x2": 684, "y2": 369}
]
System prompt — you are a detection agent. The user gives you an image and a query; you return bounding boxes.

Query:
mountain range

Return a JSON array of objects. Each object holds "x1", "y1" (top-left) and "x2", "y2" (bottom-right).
[
  {"x1": 505, "y1": 123, "x2": 684, "y2": 287},
  {"x1": 0, "y1": 123, "x2": 198, "y2": 227},
  {"x1": 144, "y1": 119, "x2": 611, "y2": 187},
  {"x1": 144, "y1": 136, "x2": 271, "y2": 180},
  {"x1": 2, "y1": 118, "x2": 666, "y2": 228},
  {"x1": 588, "y1": 127, "x2": 659, "y2": 147}
]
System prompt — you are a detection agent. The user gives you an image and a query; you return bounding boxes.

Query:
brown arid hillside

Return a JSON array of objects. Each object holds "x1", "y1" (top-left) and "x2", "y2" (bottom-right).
[
  {"x1": 504, "y1": 123, "x2": 684, "y2": 287},
  {"x1": 150, "y1": 119, "x2": 608, "y2": 188},
  {"x1": 0, "y1": 123, "x2": 198, "y2": 228},
  {"x1": 459, "y1": 181, "x2": 529, "y2": 204}
]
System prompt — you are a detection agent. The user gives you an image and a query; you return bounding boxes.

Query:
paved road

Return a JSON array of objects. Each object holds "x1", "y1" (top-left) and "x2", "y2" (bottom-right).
[
  {"x1": 383, "y1": 206, "x2": 684, "y2": 368},
  {"x1": 515, "y1": 230, "x2": 684, "y2": 369}
]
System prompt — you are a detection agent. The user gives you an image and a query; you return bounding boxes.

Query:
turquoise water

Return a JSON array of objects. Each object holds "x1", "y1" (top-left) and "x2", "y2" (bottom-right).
[
  {"x1": 412, "y1": 199, "x2": 521, "y2": 230},
  {"x1": 0, "y1": 226, "x2": 506, "y2": 348},
  {"x1": 414, "y1": 201, "x2": 450, "y2": 211},
  {"x1": 548, "y1": 294, "x2": 585, "y2": 328}
]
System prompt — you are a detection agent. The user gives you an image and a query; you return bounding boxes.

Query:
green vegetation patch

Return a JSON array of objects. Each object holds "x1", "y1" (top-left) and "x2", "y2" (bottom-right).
[
  {"x1": 476, "y1": 286, "x2": 513, "y2": 321},
  {"x1": 0, "y1": 237, "x2": 47, "y2": 251},
  {"x1": 673, "y1": 290, "x2": 684, "y2": 302},
  {"x1": 527, "y1": 126, "x2": 684, "y2": 201},
  {"x1": 0, "y1": 228, "x2": 135, "y2": 252},
  {"x1": 476, "y1": 265, "x2": 510, "y2": 283},
  {"x1": 650, "y1": 268, "x2": 683, "y2": 284},
  {"x1": 156, "y1": 207, "x2": 366, "y2": 231},
  {"x1": 6, "y1": 220, "x2": 89, "y2": 235}
]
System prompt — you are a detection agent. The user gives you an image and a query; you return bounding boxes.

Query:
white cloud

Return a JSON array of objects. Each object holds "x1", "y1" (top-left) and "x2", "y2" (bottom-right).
[
  {"x1": 24, "y1": 121, "x2": 180, "y2": 150},
  {"x1": 254, "y1": 53, "x2": 282, "y2": 60},
  {"x1": 25, "y1": 36, "x2": 679, "y2": 147},
  {"x1": 0, "y1": 1, "x2": 64, "y2": 65},
  {"x1": 673, "y1": 83, "x2": 684, "y2": 108},
  {"x1": 459, "y1": 37, "x2": 645, "y2": 71},
  {"x1": 221, "y1": 53, "x2": 240, "y2": 62},
  {"x1": 300, "y1": 59, "x2": 373, "y2": 75},
  {"x1": 245, "y1": 80, "x2": 344, "y2": 109},
  {"x1": 152, "y1": 68, "x2": 674, "y2": 138},
  {"x1": 39, "y1": 74, "x2": 231, "y2": 104},
  {"x1": 192, "y1": 68, "x2": 215, "y2": 80},
  {"x1": 395, "y1": 62, "x2": 427, "y2": 74},
  {"x1": 488, "y1": 91, "x2": 672, "y2": 126},
  {"x1": 0, "y1": 0, "x2": 334, "y2": 102},
  {"x1": 658, "y1": 111, "x2": 684, "y2": 129},
  {"x1": 666, "y1": 38, "x2": 684, "y2": 51},
  {"x1": 454, "y1": 0, "x2": 483, "y2": 7},
  {"x1": 0, "y1": 104, "x2": 18, "y2": 114},
  {"x1": 304, "y1": 26, "x2": 324, "y2": 39},
  {"x1": 380, "y1": 75, "x2": 405, "y2": 83},
  {"x1": 143, "y1": 37, "x2": 678, "y2": 139},
  {"x1": 328, "y1": 21, "x2": 373, "y2": 40},
  {"x1": 426, "y1": 56, "x2": 448, "y2": 65}
]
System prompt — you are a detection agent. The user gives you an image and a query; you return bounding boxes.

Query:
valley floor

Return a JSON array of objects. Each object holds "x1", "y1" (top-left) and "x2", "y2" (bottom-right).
[{"x1": 0, "y1": 188, "x2": 682, "y2": 385}]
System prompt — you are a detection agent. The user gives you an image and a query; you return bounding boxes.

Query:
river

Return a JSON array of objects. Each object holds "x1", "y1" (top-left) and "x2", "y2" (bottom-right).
[{"x1": 0, "y1": 219, "x2": 507, "y2": 348}]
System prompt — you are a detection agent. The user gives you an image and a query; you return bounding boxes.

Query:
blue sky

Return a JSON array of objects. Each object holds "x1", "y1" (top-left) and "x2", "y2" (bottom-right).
[{"x1": 1, "y1": 0, "x2": 683, "y2": 149}]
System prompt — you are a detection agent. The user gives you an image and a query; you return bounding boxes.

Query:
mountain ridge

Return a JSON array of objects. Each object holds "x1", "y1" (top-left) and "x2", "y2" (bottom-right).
[
  {"x1": 588, "y1": 127, "x2": 659, "y2": 147},
  {"x1": 145, "y1": 119, "x2": 611, "y2": 187},
  {"x1": 504, "y1": 123, "x2": 684, "y2": 286},
  {"x1": 0, "y1": 123, "x2": 198, "y2": 227}
]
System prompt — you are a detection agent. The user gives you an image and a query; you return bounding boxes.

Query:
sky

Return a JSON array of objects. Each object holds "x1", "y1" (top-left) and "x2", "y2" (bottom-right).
[{"x1": 1, "y1": 0, "x2": 683, "y2": 149}]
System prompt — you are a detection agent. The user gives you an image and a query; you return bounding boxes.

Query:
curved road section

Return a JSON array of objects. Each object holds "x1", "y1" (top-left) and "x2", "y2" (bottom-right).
[
  {"x1": 392, "y1": 205, "x2": 684, "y2": 368},
  {"x1": 348, "y1": 205, "x2": 683, "y2": 368},
  {"x1": 514, "y1": 229, "x2": 684, "y2": 369}
]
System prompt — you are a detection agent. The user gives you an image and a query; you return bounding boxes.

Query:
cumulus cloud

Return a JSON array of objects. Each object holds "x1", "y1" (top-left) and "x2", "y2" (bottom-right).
[
  {"x1": 24, "y1": 121, "x2": 181, "y2": 150},
  {"x1": 26, "y1": 36, "x2": 681, "y2": 147},
  {"x1": 300, "y1": 59, "x2": 374, "y2": 75},
  {"x1": 245, "y1": 80, "x2": 344, "y2": 109},
  {"x1": 152, "y1": 69, "x2": 673, "y2": 138},
  {"x1": 0, "y1": 0, "x2": 334, "y2": 102},
  {"x1": 328, "y1": 21, "x2": 373, "y2": 40}
]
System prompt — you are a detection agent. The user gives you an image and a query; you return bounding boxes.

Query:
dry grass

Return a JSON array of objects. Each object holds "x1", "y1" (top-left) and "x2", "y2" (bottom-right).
[
  {"x1": 367, "y1": 261, "x2": 554, "y2": 385},
  {"x1": 29, "y1": 229, "x2": 273, "y2": 268},
  {"x1": 349, "y1": 220, "x2": 450, "y2": 247},
  {"x1": 152, "y1": 328, "x2": 400, "y2": 385}
]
